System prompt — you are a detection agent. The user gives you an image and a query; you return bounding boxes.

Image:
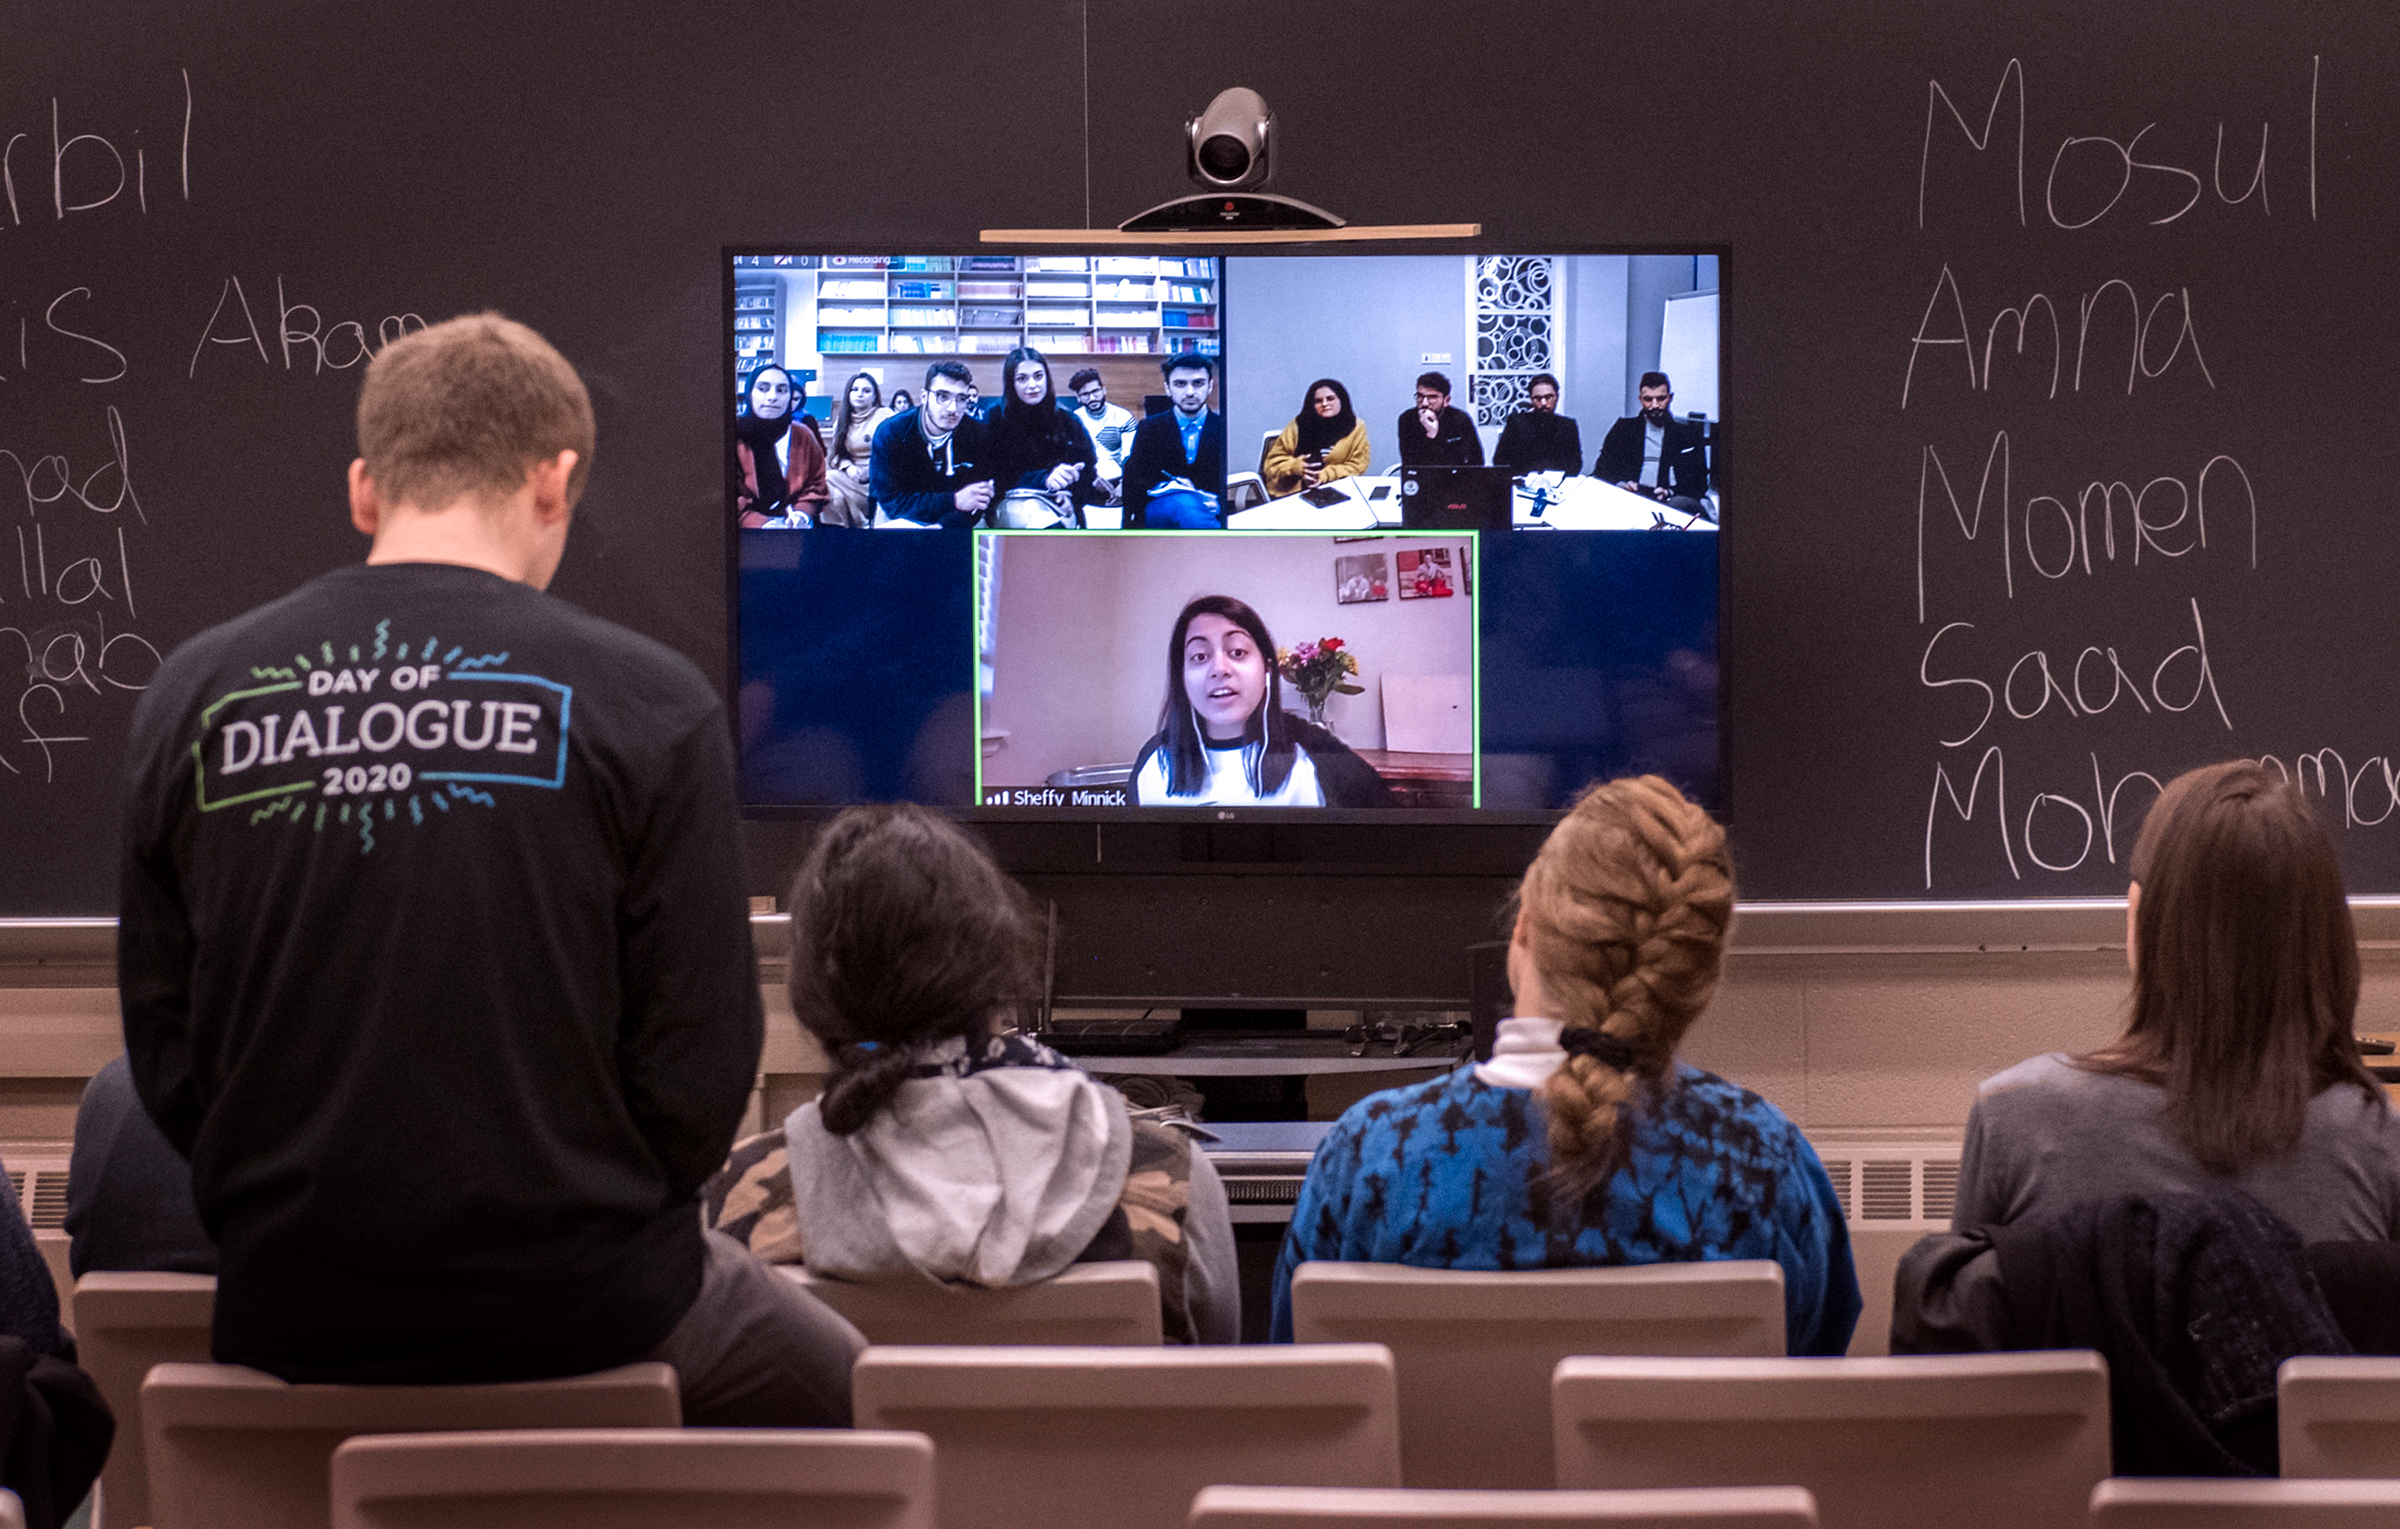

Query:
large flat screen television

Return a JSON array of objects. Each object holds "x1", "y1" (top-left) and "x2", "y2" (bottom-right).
[{"x1": 727, "y1": 246, "x2": 1721, "y2": 834}]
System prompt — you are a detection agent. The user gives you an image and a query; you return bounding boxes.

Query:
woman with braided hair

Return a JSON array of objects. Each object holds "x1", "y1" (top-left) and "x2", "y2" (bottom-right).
[
  {"x1": 699, "y1": 803, "x2": 1240, "y2": 1344},
  {"x1": 1270, "y1": 775, "x2": 1859, "y2": 1353}
]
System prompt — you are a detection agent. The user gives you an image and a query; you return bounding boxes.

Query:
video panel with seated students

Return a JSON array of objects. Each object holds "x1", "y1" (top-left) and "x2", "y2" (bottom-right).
[
  {"x1": 702, "y1": 803, "x2": 1239, "y2": 1344},
  {"x1": 978, "y1": 532, "x2": 1476, "y2": 812},
  {"x1": 1268, "y1": 775, "x2": 1860, "y2": 1354}
]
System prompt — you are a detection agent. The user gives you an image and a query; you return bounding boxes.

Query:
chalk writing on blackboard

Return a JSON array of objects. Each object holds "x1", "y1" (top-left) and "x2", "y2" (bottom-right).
[
  {"x1": 1919, "y1": 57, "x2": 2315, "y2": 230},
  {"x1": 1910, "y1": 54, "x2": 2331, "y2": 889},
  {"x1": 190, "y1": 276, "x2": 427, "y2": 379},
  {"x1": 3, "y1": 70, "x2": 193, "y2": 228}
]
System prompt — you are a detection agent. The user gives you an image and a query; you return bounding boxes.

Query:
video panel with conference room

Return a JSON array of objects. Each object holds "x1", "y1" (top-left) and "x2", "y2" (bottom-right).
[
  {"x1": 1217, "y1": 252, "x2": 1720, "y2": 533},
  {"x1": 725, "y1": 246, "x2": 1722, "y2": 818}
]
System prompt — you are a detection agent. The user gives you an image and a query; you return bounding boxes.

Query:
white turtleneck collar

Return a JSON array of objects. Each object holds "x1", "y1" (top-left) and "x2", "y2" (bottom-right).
[{"x1": 1474, "y1": 1016, "x2": 1565, "y2": 1090}]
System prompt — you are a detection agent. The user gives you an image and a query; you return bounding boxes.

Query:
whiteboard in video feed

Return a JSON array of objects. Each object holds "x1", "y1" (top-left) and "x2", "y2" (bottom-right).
[{"x1": 1658, "y1": 289, "x2": 1719, "y2": 420}]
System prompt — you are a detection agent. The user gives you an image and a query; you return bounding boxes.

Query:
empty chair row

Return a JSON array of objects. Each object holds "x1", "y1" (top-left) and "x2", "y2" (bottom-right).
[{"x1": 82, "y1": 1272, "x2": 2400, "y2": 1529}]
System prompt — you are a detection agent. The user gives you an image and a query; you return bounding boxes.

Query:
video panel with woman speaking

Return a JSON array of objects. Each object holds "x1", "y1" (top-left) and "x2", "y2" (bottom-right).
[{"x1": 978, "y1": 532, "x2": 1478, "y2": 811}]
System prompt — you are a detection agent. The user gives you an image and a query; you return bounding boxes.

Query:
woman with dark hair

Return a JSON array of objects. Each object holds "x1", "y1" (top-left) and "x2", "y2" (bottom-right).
[
  {"x1": 734, "y1": 364, "x2": 829, "y2": 527},
  {"x1": 889, "y1": 387, "x2": 913, "y2": 414},
  {"x1": 1951, "y1": 759, "x2": 2400, "y2": 1240},
  {"x1": 985, "y1": 347, "x2": 1103, "y2": 526},
  {"x1": 1268, "y1": 775, "x2": 1859, "y2": 1352},
  {"x1": 822, "y1": 371, "x2": 891, "y2": 528},
  {"x1": 700, "y1": 804, "x2": 1239, "y2": 1343},
  {"x1": 1261, "y1": 378, "x2": 1371, "y2": 497},
  {"x1": 1130, "y1": 596, "x2": 1393, "y2": 809}
]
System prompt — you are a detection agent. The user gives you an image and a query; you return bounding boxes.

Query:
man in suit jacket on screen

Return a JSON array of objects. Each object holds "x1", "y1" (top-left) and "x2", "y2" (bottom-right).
[
  {"x1": 1595, "y1": 370, "x2": 1712, "y2": 519},
  {"x1": 1122, "y1": 352, "x2": 1226, "y2": 528}
]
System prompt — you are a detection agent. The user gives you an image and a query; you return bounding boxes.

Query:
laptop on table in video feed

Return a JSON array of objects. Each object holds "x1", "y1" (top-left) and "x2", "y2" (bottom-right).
[{"x1": 1400, "y1": 465, "x2": 1513, "y2": 532}]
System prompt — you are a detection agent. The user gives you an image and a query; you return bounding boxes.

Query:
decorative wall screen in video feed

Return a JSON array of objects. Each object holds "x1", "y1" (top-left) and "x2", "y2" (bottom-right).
[{"x1": 728, "y1": 248, "x2": 1721, "y2": 819}]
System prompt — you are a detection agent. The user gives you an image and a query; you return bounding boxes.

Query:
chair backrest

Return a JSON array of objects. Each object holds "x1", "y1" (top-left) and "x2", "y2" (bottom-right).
[
  {"x1": 783, "y1": 1261, "x2": 1163, "y2": 1345},
  {"x1": 330, "y1": 1426, "x2": 936, "y2": 1529},
  {"x1": 2090, "y1": 1477, "x2": 2400, "y2": 1527},
  {"x1": 854, "y1": 1343, "x2": 1402, "y2": 1529},
  {"x1": 1190, "y1": 1484, "x2": 1819, "y2": 1529},
  {"x1": 1552, "y1": 1352, "x2": 2109, "y2": 1529},
  {"x1": 2278, "y1": 1356, "x2": 2400, "y2": 1478},
  {"x1": 72, "y1": 1270, "x2": 217, "y2": 1529},
  {"x1": 1291, "y1": 1260, "x2": 1787, "y2": 1489},
  {"x1": 142, "y1": 1360, "x2": 681, "y2": 1529}
]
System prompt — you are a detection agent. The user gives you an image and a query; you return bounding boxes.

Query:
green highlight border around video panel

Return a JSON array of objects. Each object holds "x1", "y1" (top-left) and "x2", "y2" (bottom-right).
[{"x1": 973, "y1": 529, "x2": 1482, "y2": 810}]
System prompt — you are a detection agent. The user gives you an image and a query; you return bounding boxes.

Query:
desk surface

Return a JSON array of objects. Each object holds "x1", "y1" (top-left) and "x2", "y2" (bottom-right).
[
  {"x1": 1355, "y1": 749, "x2": 1474, "y2": 783},
  {"x1": 1221, "y1": 473, "x2": 1720, "y2": 533}
]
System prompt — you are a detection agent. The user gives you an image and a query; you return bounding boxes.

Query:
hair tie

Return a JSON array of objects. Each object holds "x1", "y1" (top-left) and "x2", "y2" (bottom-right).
[{"x1": 1560, "y1": 1027, "x2": 1637, "y2": 1071}]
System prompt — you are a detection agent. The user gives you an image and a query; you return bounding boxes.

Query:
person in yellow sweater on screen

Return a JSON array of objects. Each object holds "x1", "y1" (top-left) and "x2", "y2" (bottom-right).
[{"x1": 1262, "y1": 377, "x2": 1371, "y2": 497}]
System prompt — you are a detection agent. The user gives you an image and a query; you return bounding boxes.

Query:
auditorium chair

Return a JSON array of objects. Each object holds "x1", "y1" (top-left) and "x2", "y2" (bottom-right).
[
  {"x1": 1289, "y1": 1260, "x2": 1786, "y2": 1488},
  {"x1": 853, "y1": 1342, "x2": 1402, "y2": 1529},
  {"x1": 781, "y1": 1260, "x2": 1164, "y2": 1345},
  {"x1": 1189, "y1": 1484, "x2": 1819, "y2": 1529},
  {"x1": 142, "y1": 1359, "x2": 680, "y2": 1529},
  {"x1": 71, "y1": 1270, "x2": 216, "y2": 1529},
  {"x1": 329, "y1": 1426, "x2": 936, "y2": 1529},
  {"x1": 2278, "y1": 1355, "x2": 2400, "y2": 1477},
  {"x1": 1551, "y1": 1352, "x2": 2109, "y2": 1529},
  {"x1": 2089, "y1": 1478, "x2": 2400, "y2": 1527}
]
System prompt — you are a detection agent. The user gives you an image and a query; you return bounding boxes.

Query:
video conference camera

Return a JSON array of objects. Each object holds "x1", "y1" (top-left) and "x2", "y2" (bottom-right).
[
  {"x1": 1119, "y1": 88, "x2": 1344, "y2": 233},
  {"x1": 1187, "y1": 87, "x2": 1274, "y2": 191}
]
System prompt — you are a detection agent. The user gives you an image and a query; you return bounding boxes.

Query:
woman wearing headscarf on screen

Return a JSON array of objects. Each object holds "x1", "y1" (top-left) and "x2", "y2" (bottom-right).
[
  {"x1": 1129, "y1": 596, "x2": 1391, "y2": 809},
  {"x1": 734, "y1": 364, "x2": 829, "y2": 527},
  {"x1": 823, "y1": 371, "x2": 891, "y2": 529},
  {"x1": 1261, "y1": 378, "x2": 1370, "y2": 498},
  {"x1": 985, "y1": 347, "x2": 1104, "y2": 528}
]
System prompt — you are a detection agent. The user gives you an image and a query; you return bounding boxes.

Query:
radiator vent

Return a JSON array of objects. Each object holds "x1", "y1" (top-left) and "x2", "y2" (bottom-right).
[
  {"x1": 5, "y1": 1161, "x2": 70, "y2": 1231},
  {"x1": 1225, "y1": 1179, "x2": 1302, "y2": 1205},
  {"x1": 1811, "y1": 1145, "x2": 1964, "y2": 1231}
]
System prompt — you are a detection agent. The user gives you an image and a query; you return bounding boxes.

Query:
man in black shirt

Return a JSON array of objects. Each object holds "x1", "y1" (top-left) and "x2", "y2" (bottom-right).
[
  {"x1": 118, "y1": 314, "x2": 861, "y2": 1422},
  {"x1": 867, "y1": 360, "x2": 995, "y2": 526},
  {"x1": 1396, "y1": 370, "x2": 1484, "y2": 468},
  {"x1": 1491, "y1": 372, "x2": 1583, "y2": 476}
]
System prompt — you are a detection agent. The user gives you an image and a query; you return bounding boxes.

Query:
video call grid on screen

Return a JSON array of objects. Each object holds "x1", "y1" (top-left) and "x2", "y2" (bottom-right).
[
  {"x1": 725, "y1": 245, "x2": 1725, "y2": 819},
  {"x1": 976, "y1": 530, "x2": 1481, "y2": 814}
]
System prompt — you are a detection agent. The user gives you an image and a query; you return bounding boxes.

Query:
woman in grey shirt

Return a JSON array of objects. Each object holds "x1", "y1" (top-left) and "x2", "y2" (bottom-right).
[{"x1": 1954, "y1": 758, "x2": 2400, "y2": 1243}]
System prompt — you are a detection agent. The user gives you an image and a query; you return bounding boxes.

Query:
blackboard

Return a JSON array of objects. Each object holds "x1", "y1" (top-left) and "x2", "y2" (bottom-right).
[{"x1": 5, "y1": 0, "x2": 2397, "y2": 918}]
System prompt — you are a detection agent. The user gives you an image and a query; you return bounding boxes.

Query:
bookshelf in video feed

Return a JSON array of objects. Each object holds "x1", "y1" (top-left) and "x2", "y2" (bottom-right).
[{"x1": 727, "y1": 248, "x2": 1721, "y2": 821}]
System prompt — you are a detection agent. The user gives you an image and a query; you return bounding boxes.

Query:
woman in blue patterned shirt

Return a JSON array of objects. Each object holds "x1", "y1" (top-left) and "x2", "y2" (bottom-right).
[{"x1": 1270, "y1": 775, "x2": 1861, "y2": 1353}]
